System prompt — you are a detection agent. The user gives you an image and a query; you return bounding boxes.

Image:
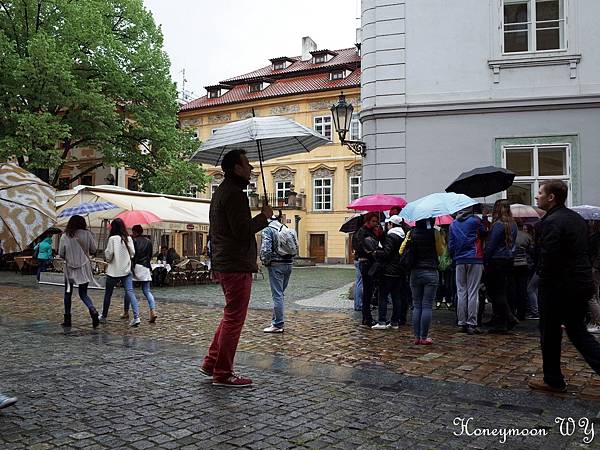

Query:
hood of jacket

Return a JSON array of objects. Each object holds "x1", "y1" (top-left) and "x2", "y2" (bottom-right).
[{"x1": 387, "y1": 227, "x2": 406, "y2": 239}]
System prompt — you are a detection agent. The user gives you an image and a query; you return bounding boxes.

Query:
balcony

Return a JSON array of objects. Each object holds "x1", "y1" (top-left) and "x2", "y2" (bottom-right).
[{"x1": 249, "y1": 192, "x2": 306, "y2": 210}]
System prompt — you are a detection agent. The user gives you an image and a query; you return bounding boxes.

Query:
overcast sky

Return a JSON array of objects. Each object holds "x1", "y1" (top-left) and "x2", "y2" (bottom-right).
[{"x1": 143, "y1": 0, "x2": 360, "y2": 101}]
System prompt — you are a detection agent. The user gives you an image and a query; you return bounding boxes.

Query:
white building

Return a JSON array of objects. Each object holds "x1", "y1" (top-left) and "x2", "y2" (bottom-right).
[{"x1": 360, "y1": 0, "x2": 600, "y2": 205}]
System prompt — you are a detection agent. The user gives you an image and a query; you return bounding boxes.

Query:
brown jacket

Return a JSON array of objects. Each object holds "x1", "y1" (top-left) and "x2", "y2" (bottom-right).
[{"x1": 209, "y1": 174, "x2": 268, "y2": 273}]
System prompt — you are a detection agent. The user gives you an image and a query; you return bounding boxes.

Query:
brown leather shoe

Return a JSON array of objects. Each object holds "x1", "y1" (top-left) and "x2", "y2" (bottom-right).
[{"x1": 528, "y1": 378, "x2": 567, "y2": 393}]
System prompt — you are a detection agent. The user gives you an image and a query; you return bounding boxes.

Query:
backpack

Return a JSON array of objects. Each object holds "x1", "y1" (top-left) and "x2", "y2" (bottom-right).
[{"x1": 269, "y1": 221, "x2": 299, "y2": 257}]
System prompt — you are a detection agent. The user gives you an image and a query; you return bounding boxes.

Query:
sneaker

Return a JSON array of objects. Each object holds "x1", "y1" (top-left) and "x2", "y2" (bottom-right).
[
  {"x1": 129, "y1": 317, "x2": 141, "y2": 327},
  {"x1": 587, "y1": 325, "x2": 600, "y2": 334},
  {"x1": 458, "y1": 325, "x2": 468, "y2": 333},
  {"x1": 469, "y1": 327, "x2": 483, "y2": 335},
  {"x1": 361, "y1": 320, "x2": 377, "y2": 328},
  {"x1": 199, "y1": 366, "x2": 213, "y2": 380},
  {"x1": 371, "y1": 323, "x2": 391, "y2": 330},
  {"x1": 0, "y1": 394, "x2": 17, "y2": 409},
  {"x1": 98, "y1": 315, "x2": 107, "y2": 324},
  {"x1": 263, "y1": 325, "x2": 284, "y2": 333},
  {"x1": 528, "y1": 378, "x2": 567, "y2": 393},
  {"x1": 119, "y1": 311, "x2": 130, "y2": 320},
  {"x1": 413, "y1": 338, "x2": 421, "y2": 345},
  {"x1": 390, "y1": 323, "x2": 400, "y2": 330},
  {"x1": 212, "y1": 373, "x2": 253, "y2": 388},
  {"x1": 420, "y1": 338, "x2": 433, "y2": 345}
]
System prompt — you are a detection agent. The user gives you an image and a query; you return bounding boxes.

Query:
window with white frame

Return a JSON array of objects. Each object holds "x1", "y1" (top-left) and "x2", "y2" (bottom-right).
[
  {"x1": 275, "y1": 181, "x2": 291, "y2": 201},
  {"x1": 313, "y1": 116, "x2": 332, "y2": 140},
  {"x1": 349, "y1": 175, "x2": 361, "y2": 203},
  {"x1": 313, "y1": 55, "x2": 327, "y2": 64},
  {"x1": 313, "y1": 178, "x2": 332, "y2": 211},
  {"x1": 503, "y1": 0, "x2": 565, "y2": 53},
  {"x1": 330, "y1": 70, "x2": 345, "y2": 80},
  {"x1": 187, "y1": 185, "x2": 198, "y2": 197},
  {"x1": 210, "y1": 184, "x2": 219, "y2": 196},
  {"x1": 243, "y1": 182, "x2": 256, "y2": 198},
  {"x1": 502, "y1": 144, "x2": 570, "y2": 205},
  {"x1": 349, "y1": 113, "x2": 361, "y2": 140}
]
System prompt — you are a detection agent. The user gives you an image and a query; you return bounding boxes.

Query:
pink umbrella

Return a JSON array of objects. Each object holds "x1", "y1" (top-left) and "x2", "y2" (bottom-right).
[
  {"x1": 403, "y1": 215, "x2": 453, "y2": 228},
  {"x1": 348, "y1": 194, "x2": 407, "y2": 212},
  {"x1": 114, "y1": 210, "x2": 162, "y2": 228}
]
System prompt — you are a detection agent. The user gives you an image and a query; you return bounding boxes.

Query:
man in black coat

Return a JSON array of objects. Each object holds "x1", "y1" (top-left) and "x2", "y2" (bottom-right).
[
  {"x1": 529, "y1": 180, "x2": 600, "y2": 393},
  {"x1": 200, "y1": 149, "x2": 272, "y2": 388}
]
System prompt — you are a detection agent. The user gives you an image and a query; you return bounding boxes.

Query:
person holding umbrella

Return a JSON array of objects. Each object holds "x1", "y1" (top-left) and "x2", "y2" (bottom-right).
[
  {"x1": 200, "y1": 149, "x2": 273, "y2": 387},
  {"x1": 352, "y1": 212, "x2": 383, "y2": 327},
  {"x1": 484, "y1": 200, "x2": 518, "y2": 334}
]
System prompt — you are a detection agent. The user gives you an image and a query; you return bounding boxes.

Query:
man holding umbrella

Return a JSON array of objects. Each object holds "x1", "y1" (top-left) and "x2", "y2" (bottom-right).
[{"x1": 200, "y1": 149, "x2": 272, "y2": 387}]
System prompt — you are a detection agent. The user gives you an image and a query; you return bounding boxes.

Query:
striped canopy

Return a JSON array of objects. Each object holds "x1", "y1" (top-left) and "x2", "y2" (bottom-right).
[
  {"x1": 0, "y1": 163, "x2": 56, "y2": 253},
  {"x1": 190, "y1": 116, "x2": 330, "y2": 165}
]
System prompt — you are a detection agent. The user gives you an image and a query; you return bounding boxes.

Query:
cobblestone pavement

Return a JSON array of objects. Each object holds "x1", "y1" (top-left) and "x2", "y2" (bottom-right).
[
  {"x1": 2, "y1": 275, "x2": 600, "y2": 449},
  {"x1": 1, "y1": 322, "x2": 599, "y2": 450}
]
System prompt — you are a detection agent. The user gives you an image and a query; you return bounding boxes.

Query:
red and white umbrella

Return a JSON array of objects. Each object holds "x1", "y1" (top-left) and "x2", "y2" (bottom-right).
[
  {"x1": 114, "y1": 210, "x2": 161, "y2": 228},
  {"x1": 348, "y1": 194, "x2": 407, "y2": 212},
  {"x1": 510, "y1": 203, "x2": 545, "y2": 219}
]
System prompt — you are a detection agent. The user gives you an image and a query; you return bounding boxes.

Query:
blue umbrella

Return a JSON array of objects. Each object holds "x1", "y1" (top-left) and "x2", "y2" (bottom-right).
[
  {"x1": 57, "y1": 202, "x2": 118, "y2": 218},
  {"x1": 571, "y1": 205, "x2": 600, "y2": 221},
  {"x1": 400, "y1": 193, "x2": 477, "y2": 222}
]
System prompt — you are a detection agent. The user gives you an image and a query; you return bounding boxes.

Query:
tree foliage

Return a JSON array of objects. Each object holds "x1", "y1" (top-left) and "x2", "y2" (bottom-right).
[{"x1": 0, "y1": 0, "x2": 207, "y2": 194}]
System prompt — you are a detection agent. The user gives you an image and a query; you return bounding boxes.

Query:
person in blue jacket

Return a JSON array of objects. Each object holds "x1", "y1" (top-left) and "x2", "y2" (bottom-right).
[
  {"x1": 484, "y1": 199, "x2": 518, "y2": 334},
  {"x1": 448, "y1": 207, "x2": 487, "y2": 334},
  {"x1": 33, "y1": 233, "x2": 53, "y2": 281}
]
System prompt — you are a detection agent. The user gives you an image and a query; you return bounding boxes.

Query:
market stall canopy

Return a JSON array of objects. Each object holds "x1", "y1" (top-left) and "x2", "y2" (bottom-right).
[{"x1": 56, "y1": 186, "x2": 210, "y2": 229}]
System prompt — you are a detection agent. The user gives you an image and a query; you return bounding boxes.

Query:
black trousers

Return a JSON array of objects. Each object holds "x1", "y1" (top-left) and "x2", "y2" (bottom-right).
[
  {"x1": 377, "y1": 275, "x2": 405, "y2": 325},
  {"x1": 485, "y1": 259, "x2": 514, "y2": 329},
  {"x1": 359, "y1": 261, "x2": 375, "y2": 324},
  {"x1": 539, "y1": 282, "x2": 600, "y2": 388},
  {"x1": 510, "y1": 265, "x2": 529, "y2": 320}
]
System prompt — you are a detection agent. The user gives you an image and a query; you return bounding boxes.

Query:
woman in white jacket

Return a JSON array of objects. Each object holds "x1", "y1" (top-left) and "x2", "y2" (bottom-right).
[{"x1": 99, "y1": 218, "x2": 141, "y2": 327}]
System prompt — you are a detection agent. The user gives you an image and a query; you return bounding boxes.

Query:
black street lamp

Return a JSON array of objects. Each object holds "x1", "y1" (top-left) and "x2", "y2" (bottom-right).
[{"x1": 330, "y1": 92, "x2": 366, "y2": 157}]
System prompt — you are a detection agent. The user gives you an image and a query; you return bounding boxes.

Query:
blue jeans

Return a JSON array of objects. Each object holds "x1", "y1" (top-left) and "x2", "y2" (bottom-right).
[
  {"x1": 410, "y1": 269, "x2": 439, "y2": 339},
  {"x1": 354, "y1": 261, "x2": 363, "y2": 311},
  {"x1": 64, "y1": 282, "x2": 96, "y2": 314},
  {"x1": 124, "y1": 281, "x2": 156, "y2": 311},
  {"x1": 103, "y1": 274, "x2": 139, "y2": 319},
  {"x1": 267, "y1": 264, "x2": 292, "y2": 328}
]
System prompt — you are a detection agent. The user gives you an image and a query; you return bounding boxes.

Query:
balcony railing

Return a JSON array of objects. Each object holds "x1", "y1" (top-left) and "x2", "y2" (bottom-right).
[{"x1": 249, "y1": 193, "x2": 306, "y2": 210}]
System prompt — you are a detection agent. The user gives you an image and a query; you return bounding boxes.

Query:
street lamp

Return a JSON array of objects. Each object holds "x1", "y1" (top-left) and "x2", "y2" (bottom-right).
[{"x1": 330, "y1": 92, "x2": 366, "y2": 157}]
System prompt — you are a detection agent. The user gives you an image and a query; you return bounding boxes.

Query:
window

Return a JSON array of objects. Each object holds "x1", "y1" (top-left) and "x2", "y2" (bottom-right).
[
  {"x1": 243, "y1": 182, "x2": 256, "y2": 198},
  {"x1": 273, "y1": 61, "x2": 286, "y2": 70},
  {"x1": 58, "y1": 177, "x2": 71, "y2": 190},
  {"x1": 503, "y1": 0, "x2": 565, "y2": 53},
  {"x1": 210, "y1": 184, "x2": 219, "y2": 196},
  {"x1": 313, "y1": 55, "x2": 327, "y2": 63},
  {"x1": 349, "y1": 176, "x2": 361, "y2": 203},
  {"x1": 313, "y1": 178, "x2": 332, "y2": 211},
  {"x1": 208, "y1": 90, "x2": 220, "y2": 98},
  {"x1": 249, "y1": 83, "x2": 262, "y2": 93},
  {"x1": 187, "y1": 185, "x2": 198, "y2": 197},
  {"x1": 349, "y1": 113, "x2": 361, "y2": 140},
  {"x1": 211, "y1": 128, "x2": 219, "y2": 135},
  {"x1": 81, "y1": 175, "x2": 93, "y2": 186},
  {"x1": 276, "y1": 181, "x2": 291, "y2": 201},
  {"x1": 127, "y1": 177, "x2": 139, "y2": 191},
  {"x1": 503, "y1": 144, "x2": 570, "y2": 205},
  {"x1": 313, "y1": 116, "x2": 332, "y2": 140},
  {"x1": 331, "y1": 70, "x2": 345, "y2": 80}
]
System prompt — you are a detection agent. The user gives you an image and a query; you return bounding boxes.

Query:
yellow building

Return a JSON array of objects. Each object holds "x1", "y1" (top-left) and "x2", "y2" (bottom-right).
[{"x1": 179, "y1": 39, "x2": 362, "y2": 263}]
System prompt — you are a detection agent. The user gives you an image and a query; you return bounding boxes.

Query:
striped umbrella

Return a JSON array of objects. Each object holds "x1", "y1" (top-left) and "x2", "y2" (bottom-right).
[
  {"x1": 190, "y1": 116, "x2": 330, "y2": 200},
  {"x1": 0, "y1": 163, "x2": 56, "y2": 253},
  {"x1": 57, "y1": 201, "x2": 118, "y2": 218}
]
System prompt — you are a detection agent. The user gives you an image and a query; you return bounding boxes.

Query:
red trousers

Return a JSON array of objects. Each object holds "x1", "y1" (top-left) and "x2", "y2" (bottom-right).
[{"x1": 203, "y1": 272, "x2": 253, "y2": 380}]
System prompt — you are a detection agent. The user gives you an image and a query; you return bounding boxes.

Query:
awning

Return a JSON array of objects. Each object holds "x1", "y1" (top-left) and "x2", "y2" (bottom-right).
[{"x1": 56, "y1": 186, "x2": 210, "y2": 229}]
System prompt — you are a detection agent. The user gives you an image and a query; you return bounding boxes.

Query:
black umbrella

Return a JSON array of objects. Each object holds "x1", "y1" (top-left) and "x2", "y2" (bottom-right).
[
  {"x1": 446, "y1": 166, "x2": 515, "y2": 198},
  {"x1": 339, "y1": 214, "x2": 364, "y2": 233}
]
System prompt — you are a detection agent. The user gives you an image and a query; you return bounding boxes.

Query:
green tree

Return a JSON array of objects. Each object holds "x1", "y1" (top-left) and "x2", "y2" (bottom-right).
[{"x1": 0, "y1": 0, "x2": 207, "y2": 194}]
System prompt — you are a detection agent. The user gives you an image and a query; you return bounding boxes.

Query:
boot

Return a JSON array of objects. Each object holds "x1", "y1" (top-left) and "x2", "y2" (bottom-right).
[
  {"x1": 90, "y1": 309, "x2": 99, "y2": 328},
  {"x1": 149, "y1": 309, "x2": 157, "y2": 324},
  {"x1": 61, "y1": 314, "x2": 71, "y2": 328}
]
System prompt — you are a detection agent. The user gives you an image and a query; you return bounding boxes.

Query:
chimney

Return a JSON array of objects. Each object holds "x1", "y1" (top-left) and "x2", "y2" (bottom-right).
[{"x1": 301, "y1": 36, "x2": 317, "y2": 61}]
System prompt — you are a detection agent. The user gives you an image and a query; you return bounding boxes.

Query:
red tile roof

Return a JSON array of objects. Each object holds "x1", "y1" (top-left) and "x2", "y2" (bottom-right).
[{"x1": 180, "y1": 47, "x2": 361, "y2": 112}]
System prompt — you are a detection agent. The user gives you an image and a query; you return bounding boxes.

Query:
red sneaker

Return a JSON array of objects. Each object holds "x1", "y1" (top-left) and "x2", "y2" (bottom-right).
[
  {"x1": 199, "y1": 366, "x2": 213, "y2": 380},
  {"x1": 213, "y1": 373, "x2": 253, "y2": 388},
  {"x1": 420, "y1": 338, "x2": 433, "y2": 345}
]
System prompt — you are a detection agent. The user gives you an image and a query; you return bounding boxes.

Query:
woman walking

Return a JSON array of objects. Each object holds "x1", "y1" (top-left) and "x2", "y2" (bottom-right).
[
  {"x1": 34, "y1": 233, "x2": 54, "y2": 281},
  {"x1": 58, "y1": 215, "x2": 100, "y2": 328},
  {"x1": 484, "y1": 199, "x2": 518, "y2": 334},
  {"x1": 100, "y1": 218, "x2": 141, "y2": 327},
  {"x1": 122, "y1": 224, "x2": 157, "y2": 323},
  {"x1": 404, "y1": 218, "x2": 445, "y2": 345}
]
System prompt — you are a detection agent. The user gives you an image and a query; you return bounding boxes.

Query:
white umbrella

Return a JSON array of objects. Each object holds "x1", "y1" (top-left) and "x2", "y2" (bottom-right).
[
  {"x1": 190, "y1": 116, "x2": 330, "y2": 200},
  {"x1": 0, "y1": 163, "x2": 56, "y2": 253}
]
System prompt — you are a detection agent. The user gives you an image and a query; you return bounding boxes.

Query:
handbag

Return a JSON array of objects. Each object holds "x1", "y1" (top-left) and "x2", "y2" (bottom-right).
[{"x1": 398, "y1": 231, "x2": 414, "y2": 273}]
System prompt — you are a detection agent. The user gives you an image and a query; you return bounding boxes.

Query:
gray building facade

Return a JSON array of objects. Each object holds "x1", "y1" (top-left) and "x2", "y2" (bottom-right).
[{"x1": 361, "y1": 0, "x2": 600, "y2": 205}]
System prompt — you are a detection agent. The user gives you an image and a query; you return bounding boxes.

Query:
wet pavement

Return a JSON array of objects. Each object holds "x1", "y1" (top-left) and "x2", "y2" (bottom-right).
[{"x1": 1, "y1": 271, "x2": 600, "y2": 449}]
